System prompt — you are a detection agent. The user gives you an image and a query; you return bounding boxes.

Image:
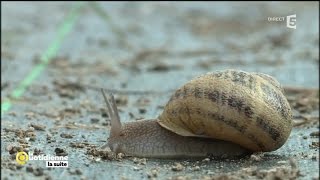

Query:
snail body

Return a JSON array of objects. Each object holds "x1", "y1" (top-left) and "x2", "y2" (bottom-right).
[
  {"x1": 102, "y1": 69, "x2": 292, "y2": 158},
  {"x1": 106, "y1": 120, "x2": 247, "y2": 158}
]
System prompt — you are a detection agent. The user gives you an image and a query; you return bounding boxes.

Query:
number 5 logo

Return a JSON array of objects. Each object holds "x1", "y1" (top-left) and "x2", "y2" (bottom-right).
[{"x1": 287, "y1": 14, "x2": 296, "y2": 29}]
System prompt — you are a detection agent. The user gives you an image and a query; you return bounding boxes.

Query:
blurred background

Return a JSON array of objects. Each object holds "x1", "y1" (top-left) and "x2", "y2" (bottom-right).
[{"x1": 1, "y1": 2, "x2": 319, "y2": 180}]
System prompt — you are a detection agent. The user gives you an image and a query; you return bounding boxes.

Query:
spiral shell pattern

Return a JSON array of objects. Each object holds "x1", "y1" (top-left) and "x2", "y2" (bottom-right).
[{"x1": 158, "y1": 69, "x2": 292, "y2": 152}]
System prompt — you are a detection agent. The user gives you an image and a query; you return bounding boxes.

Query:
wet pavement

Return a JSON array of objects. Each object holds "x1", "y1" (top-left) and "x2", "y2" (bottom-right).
[{"x1": 1, "y1": 2, "x2": 319, "y2": 180}]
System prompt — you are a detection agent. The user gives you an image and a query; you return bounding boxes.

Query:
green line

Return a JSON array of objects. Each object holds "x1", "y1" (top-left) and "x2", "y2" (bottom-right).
[
  {"x1": 1, "y1": 2, "x2": 84, "y2": 115},
  {"x1": 89, "y1": 2, "x2": 126, "y2": 38}
]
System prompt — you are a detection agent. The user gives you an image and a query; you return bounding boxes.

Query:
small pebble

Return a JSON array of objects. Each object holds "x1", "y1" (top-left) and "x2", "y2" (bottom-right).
[
  {"x1": 117, "y1": 153, "x2": 124, "y2": 159},
  {"x1": 250, "y1": 154, "x2": 262, "y2": 161},
  {"x1": 115, "y1": 96, "x2": 128, "y2": 106},
  {"x1": 69, "y1": 168, "x2": 82, "y2": 175},
  {"x1": 33, "y1": 168, "x2": 44, "y2": 176},
  {"x1": 55, "y1": 148, "x2": 68, "y2": 156},
  {"x1": 310, "y1": 131, "x2": 319, "y2": 137},
  {"x1": 139, "y1": 108, "x2": 146, "y2": 114},
  {"x1": 277, "y1": 161, "x2": 287, "y2": 165},
  {"x1": 26, "y1": 166, "x2": 33, "y2": 173},
  {"x1": 149, "y1": 169, "x2": 158, "y2": 177},
  {"x1": 29, "y1": 123, "x2": 46, "y2": 131},
  {"x1": 33, "y1": 148, "x2": 42, "y2": 155},
  {"x1": 25, "y1": 112, "x2": 36, "y2": 119},
  {"x1": 133, "y1": 166, "x2": 141, "y2": 171},
  {"x1": 90, "y1": 118, "x2": 100, "y2": 123},
  {"x1": 192, "y1": 166, "x2": 200, "y2": 171},
  {"x1": 60, "y1": 133, "x2": 74, "y2": 139},
  {"x1": 202, "y1": 158, "x2": 210, "y2": 162},
  {"x1": 311, "y1": 155, "x2": 317, "y2": 161},
  {"x1": 171, "y1": 163, "x2": 184, "y2": 171},
  {"x1": 133, "y1": 157, "x2": 147, "y2": 165}
]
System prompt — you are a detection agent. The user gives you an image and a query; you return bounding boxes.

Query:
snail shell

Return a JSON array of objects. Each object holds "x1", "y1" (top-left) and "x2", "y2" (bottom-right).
[{"x1": 158, "y1": 69, "x2": 292, "y2": 152}]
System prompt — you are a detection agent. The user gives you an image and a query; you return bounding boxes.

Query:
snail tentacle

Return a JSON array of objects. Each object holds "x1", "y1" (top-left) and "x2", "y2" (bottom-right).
[{"x1": 101, "y1": 89, "x2": 122, "y2": 138}]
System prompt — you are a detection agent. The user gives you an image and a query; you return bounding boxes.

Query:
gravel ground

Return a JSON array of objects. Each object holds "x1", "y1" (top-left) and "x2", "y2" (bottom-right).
[{"x1": 1, "y1": 2, "x2": 319, "y2": 180}]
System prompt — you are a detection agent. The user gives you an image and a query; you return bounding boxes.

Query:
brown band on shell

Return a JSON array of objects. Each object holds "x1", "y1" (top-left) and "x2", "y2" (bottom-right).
[
  {"x1": 185, "y1": 106, "x2": 193, "y2": 131},
  {"x1": 169, "y1": 85, "x2": 256, "y2": 121},
  {"x1": 204, "y1": 88, "x2": 254, "y2": 119},
  {"x1": 194, "y1": 86, "x2": 202, "y2": 98},
  {"x1": 227, "y1": 95, "x2": 244, "y2": 113},
  {"x1": 209, "y1": 70, "x2": 258, "y2": 92},
  {"x1": 256, "y1": 116, "x2": 281, "y2": 142},
  {"x1": 260, "y1": 82, "x2": 291, "y2": 121},
  {"x1": 177, "y1": 107, "x2": 194, "y2": 134},
  {"x1": 254, "y1": 73, "x2": 283, "y2": 93},
  {"x1": 207, "y1": 90, "x2": 219, "y2": 103},
  {"x1": 247, "y1": 133, "x2": 266, "y2": 150}
]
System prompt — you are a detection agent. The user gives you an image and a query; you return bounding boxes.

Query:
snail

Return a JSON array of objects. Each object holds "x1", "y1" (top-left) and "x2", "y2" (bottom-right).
[{"x1": 101, "y1": 69, "x2": 292, "y2": 158}]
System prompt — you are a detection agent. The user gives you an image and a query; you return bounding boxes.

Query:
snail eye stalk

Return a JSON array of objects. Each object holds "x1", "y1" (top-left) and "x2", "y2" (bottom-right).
[{"x1": 101, "y1": 89, "x2": 122, "y2": 137}]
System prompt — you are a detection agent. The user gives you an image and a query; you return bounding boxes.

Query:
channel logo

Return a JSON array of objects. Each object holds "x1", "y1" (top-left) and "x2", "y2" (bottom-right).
[
  {"x1": 15, "y1": 151, "x2": 68, "y2": 167},
  {"x1": 267, "y1": 14, "x2": 297, "y2": 29},
  {"x1": 16, "y1": 151, "x2": 29, "y2": 165}
]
